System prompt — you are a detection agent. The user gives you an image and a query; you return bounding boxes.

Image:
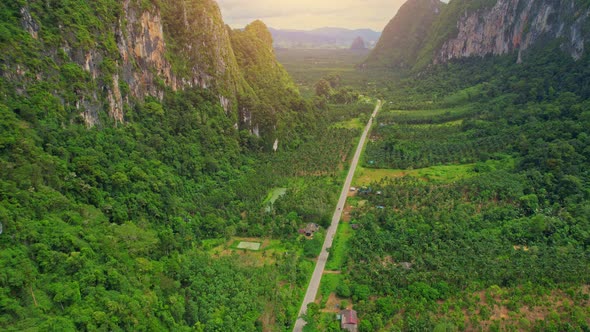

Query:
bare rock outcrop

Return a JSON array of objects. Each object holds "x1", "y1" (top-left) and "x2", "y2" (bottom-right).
[{"x1": 436, "y1": 0, "x2": 589, "y2": 64}]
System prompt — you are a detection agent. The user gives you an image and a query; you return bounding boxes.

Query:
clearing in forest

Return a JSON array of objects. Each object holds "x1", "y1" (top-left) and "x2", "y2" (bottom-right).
[
  {"x1": 209, "y1": 237, "x2": 292, "y2": 266},
  {"x1": 354, "y1": 164, "x2": 476, "y2": 186},
  {"x1": 237, "y1": 241, "x2": 262, "y2": 250},
  {"x1": 330, "y1": 117, "x2": 364, "y2": 130}
]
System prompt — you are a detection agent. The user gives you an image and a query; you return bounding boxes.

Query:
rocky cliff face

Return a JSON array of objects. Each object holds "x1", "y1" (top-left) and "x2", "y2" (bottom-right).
[
  {"x1": 5, "y1": 0, "x2": 284, "y2": 132},
  {"x1": 114, "y1": 0, "x2": 248, "y2": 126},
  {"x1": 435, "y1": 0, "x2": 589, "y2": 64},
  {"x1": 373, "y1": 0, "x2": 590, "y2": 70},
  {"x1": 231, "y1": 20, "x2": 301, "y2": 142},
  {"x1": 364, "y1": 0, "x2": 443, "y2": 69},
  {"x1": 118, "y1": 1, "x2": 175, "y2": 102},
  {"x1": 159, "y1": 0, "x2": 249, "y2": 111}
]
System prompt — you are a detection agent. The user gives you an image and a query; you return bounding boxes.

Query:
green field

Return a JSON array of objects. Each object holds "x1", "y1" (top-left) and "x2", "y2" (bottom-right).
[
  {"x1": 354, "y1": 164, "x2": 476, "y2": 186},
  {"x1": 318, "y1": 273, "x2": 344, "y2": 306},
  {"x1": 378, "y1": 105, "x2": 474, "y2": 124},
  {"x1": 330, "y1": 117, "x2": 364, "y2": 130},
  {"x1": 326, "y1": 223, "x2": 354, "y2": 271},
  {"x1": 207, "y1": 237, "x2": 299, "y2": 265},
  {"x1": 264, "y1": 187, "x2": 287, "y2": 211},
  {"x1": 264, "y1": 187, "x2": 288, "y2": 203},
  {"x1": 380, "y1": 107, "x2": 470, "y2": 118}
]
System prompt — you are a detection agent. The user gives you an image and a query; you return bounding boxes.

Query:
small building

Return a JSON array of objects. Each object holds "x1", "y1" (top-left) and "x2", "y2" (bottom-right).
[
  {"x1": 303, "y1": 223, "x2": 320, "y2": 236},
  {"x1": 340, "y1": 309, "x2": 358, "y2": 332}
]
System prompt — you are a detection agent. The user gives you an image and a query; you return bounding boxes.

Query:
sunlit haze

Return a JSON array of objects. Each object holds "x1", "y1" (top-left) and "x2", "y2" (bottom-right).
[{"x1": 216, "y1": 0, "x2": 411, "y2": 31}]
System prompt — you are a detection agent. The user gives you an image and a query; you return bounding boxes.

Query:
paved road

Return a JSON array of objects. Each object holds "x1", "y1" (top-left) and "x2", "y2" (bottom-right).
[{"x1": 293, "y1": 100, "x2": 382, "y2": 332}]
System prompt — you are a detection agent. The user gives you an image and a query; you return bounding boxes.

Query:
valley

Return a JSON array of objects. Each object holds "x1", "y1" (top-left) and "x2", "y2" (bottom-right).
[
  {"x1": 294, "y1": 100, "x2": 381, "y2": 332},
  {"x1": 1, "y1": 0, "x2": 590, "y2": 331}
]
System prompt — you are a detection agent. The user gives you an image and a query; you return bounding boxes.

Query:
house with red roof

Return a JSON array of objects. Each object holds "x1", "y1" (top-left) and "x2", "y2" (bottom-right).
[{"x1": 340, "y1": 309, "x2": 358, "y2": 332}]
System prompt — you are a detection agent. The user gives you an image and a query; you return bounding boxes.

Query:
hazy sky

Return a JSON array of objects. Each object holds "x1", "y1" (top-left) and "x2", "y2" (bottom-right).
[{"x1": 216, "y1": 0, "x2": 410, "y2": 31}]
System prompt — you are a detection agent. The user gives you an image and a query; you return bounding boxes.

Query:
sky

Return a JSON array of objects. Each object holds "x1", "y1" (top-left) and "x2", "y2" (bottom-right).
[{"x1": 216, "y1": 0, "x2": 410, "y2": 31}]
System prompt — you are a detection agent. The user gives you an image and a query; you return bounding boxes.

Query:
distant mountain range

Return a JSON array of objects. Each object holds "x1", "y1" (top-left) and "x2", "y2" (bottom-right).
[{"x1": 269, "y1": 27, "x2": 381, "y2": 49}]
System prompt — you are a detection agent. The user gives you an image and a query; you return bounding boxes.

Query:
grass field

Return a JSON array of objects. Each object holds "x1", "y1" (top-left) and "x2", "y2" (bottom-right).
[
  {"x1": 237, "y1": 241, "x2": 261, "y2": 250},
  {"x1": 208, "y1": 237, "x2": 298, "y2": 266},
  {"x1": 378, "y1": 105, "x2": 474, "y2": 124},
  {"x1": 353, "y1": 164, "x2": 477, "y2": 186},
  {"x1": 330, "y1": 117, "x2": 364, "y2": 130},
  {"x1": 354, "y1": 153, "x2": 517, "y2": 186},
  {"x1": 326, "y1": 223, "x2": 354, "y2": 271},
  {"x1": 381, "y1": 107, "x2": 470, "y2": 118},
  {"x1": 318, "y1": 273, "x2": 344, "y2": 306},
  {"x1": 263, "y1": 187, "x2": 287, "y2": 211},
  {"x1": 264, "y1": 187, "x2": 287, "y2": 204}
]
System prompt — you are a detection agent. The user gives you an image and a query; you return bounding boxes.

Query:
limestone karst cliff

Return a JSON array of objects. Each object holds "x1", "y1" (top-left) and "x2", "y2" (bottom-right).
[
  {"x1": 230, "y1": 20, "x2": 301, "y2": 140},
  {"x1": 365, "y1": 0, "x2": 443, "y2": 69},
  {"x1": 370, "y1": 0, "x2": 590, "y2": 71},
  {"x1": 433, "y1": 0, "x2": 588, "y2": 64},
  {"x1": 2, "y1": 0, "x2": 296, "y2": 138}
]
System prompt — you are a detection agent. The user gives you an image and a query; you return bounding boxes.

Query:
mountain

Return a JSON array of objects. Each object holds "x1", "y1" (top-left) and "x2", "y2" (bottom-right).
[
  {"x1": 365, "y1": 0, "x2": 444, "y2": 68},
  {"x1": 423, "y1": 0, "x2": 589, "y2": 66},
  {"x1": 0, "y1": 1, "x2": 315, "y2": 330},
  {"x1": 2, "y1": 0, "x2": 299, "y2": 142},
  {"x1": 350, "y1": 36, "x2": 367, "y2": 50},
  {"x1": 368, "y1": 0, "x2": 590, "y2": 71},
  {"x1": 230, "y1": 20, "x2": 301, "y2": 141},
  {"x1": 269, "y1": 27, "x2": 381, "y2": 49}
]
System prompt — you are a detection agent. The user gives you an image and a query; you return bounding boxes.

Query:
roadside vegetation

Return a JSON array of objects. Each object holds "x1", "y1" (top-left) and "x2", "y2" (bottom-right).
[{"x1": 313, "y1": 45, "x2": 590, "y2": 331}]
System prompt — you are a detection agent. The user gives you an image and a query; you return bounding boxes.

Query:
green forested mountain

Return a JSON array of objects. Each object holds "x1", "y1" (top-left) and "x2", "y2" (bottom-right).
[
  {"x1": 0, "y1": 0, "x2": 300, "y2": 142},
  {"x1": 230, "y1": 20, "x2": 309, "y2": 147},
  {"x1": 364, "y1": 0, "x2": 443, "y2": 69},
  {"x1": 3, "y1": 0, "x2": 590, "y2": 330},
  {"x1": 0, "y1": 0, "x2": 329, "y2": 330},
  {"x1": 368, "y1": 0, "x2": 590, "y2": 71}
]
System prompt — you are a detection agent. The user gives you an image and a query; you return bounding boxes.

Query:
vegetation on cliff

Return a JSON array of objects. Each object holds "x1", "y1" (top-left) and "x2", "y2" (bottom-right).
[
  {"x1": 370, "y1": 0, "x2": 590, "y2": 72},
  {"x1": 230, "y1": 20, "x2": 308, "y2": 147},
  {"x1": 413, "y1": 0, "x2": 499, "y2": 69},
  {"x1": 364, "y1": 0, "x2": 444, "y2": 70}
]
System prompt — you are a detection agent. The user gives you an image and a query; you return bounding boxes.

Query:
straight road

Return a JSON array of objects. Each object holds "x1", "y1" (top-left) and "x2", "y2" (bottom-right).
[{"x1": 293, "y1": 100, "x2": 382, "y2": 332}]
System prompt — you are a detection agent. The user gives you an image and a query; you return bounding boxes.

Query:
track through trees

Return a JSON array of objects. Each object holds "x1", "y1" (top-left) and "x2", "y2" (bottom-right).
[{"x1": 293, "y1": 100, "x2": 381, "y2": 332}]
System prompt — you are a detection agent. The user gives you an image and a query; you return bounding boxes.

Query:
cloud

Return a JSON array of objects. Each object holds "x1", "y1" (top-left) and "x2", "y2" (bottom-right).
[{"x1": 216, "y1": 0, "x2": 409, "y2": 31}]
